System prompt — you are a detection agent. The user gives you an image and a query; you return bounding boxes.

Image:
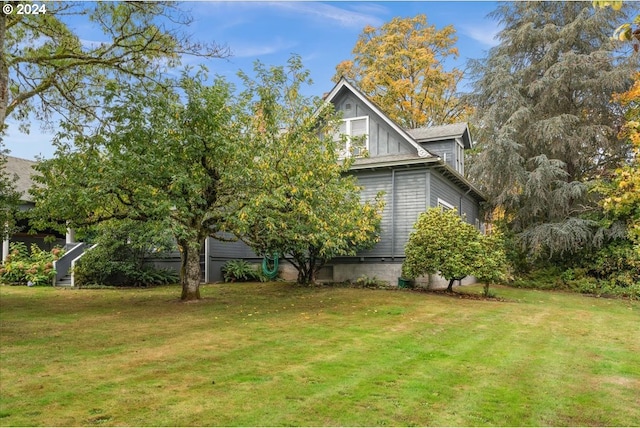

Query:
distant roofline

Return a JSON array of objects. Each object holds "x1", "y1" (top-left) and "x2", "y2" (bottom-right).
[{"x1": 3, "y1": 155, "x2": 38, "y2": 202}]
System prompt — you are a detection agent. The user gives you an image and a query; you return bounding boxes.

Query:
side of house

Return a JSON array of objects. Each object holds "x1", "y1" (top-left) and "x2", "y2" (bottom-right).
[{"x1": 206, "y1": 79, "x2": 485, "y2": 286}]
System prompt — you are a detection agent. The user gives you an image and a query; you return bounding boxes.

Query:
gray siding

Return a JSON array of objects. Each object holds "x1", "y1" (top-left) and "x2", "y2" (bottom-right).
[
  {"x1": 352, "y1": 168, "x2": 428, "y2": 258},
  {"x1": 430, "y1": 171, "x2": 459, "y2": 210},
  {"x1": 333, "y1": 93, "x2": 414, "y2": 157},
  {"x1": 430, "y1": 170, "x2": 480, "y2": 225},
  {"x1": 354, "y1": 171, "x2": 393, "y2": 257},
  {"x1": 209, "y1": 234, "x2": 257, "y2": 259},
  {"x1": 392, "y1": 170, "x2": 427, "y2": 256},
  {"x1": 461, "y1": 194, "x2": 480, "y2": 226},
  {"x1": 421, "y1": 140, "x2": 455, "y2": 167}
]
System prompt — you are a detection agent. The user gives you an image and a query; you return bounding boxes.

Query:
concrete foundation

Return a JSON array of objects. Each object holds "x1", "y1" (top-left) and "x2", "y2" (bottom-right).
[{"x1": 332, "y1": 261, "x2": 476, "y2": 289}]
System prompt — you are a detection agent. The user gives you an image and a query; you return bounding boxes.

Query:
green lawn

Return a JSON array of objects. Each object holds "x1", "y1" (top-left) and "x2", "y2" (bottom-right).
[{"x1": 1, "y1": 282, "x2": 639, "y2": 426}]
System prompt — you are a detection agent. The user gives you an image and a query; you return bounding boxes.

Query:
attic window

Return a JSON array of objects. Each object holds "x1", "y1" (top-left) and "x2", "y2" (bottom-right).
[
  {"x1": 345, "y1": 103, "x2": 352, "y2": 110},
  {"x1": 335, "y1": 116, "x2": 369, "y2": 158},
  {"x1": 437, "y1": 198, "x2": 455, "y2": 212}
]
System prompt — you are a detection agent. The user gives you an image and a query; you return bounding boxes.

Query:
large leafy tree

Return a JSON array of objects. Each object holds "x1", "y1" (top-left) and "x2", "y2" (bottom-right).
[
  {"x1": 468, "y1": 1, "x2": 637, "y2": 258},
  {"x1": 333, "y1": 14, "x2": 468, "y2": 129},
  {"x1": 30, "y1": 73, "x2": 249, "y2": 300},
  {"x1": 231, "y1": 57, "x2": 385, "y2": 284},
  {"x1": 0, "y1": 1, "x2": 228, "y2": 133},
  {"x1": 0, "y1": 143, "x2": 21, "y2": 239}
]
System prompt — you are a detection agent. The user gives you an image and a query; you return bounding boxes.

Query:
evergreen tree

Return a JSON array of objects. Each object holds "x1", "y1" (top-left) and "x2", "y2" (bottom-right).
[{"x1": 468, "y1": 1, "x2": 638, "y2": 258}]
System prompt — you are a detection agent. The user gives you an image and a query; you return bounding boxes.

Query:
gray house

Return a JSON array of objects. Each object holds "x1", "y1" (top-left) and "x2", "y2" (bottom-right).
[
  {"x1": 205, "y1": 78, "x2": 485, "y2": 285},
  {"x1": 2, "y1": 156, "x2": 66, "y2": 261}
]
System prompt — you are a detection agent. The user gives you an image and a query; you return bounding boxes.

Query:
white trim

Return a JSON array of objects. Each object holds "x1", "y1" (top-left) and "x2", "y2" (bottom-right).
[
  {"x1": 2, "y1": 227, "x2": 8, "y2": 262},
  {"x1": 437, "y1": 198, "x2": 455, "y2": 211},
  {"x1": 204, "y1": 237, "x2": 210, "y2": 283},
  {"x1": 324, "y1": 78, "x2": 432, "y2": 158},
  {"x1": 70, "y1": 244, "x2": 98, "y2": 287},
  {"x1": 338, "y1": 115, "x2": 369, "y2": 158},
  {"x1": 455, "y1": 137, "x2": 464, "y2": 175}
]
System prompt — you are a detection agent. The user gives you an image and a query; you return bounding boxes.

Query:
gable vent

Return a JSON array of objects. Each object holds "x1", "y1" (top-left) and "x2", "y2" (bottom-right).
[{"x1": 345, "y1": 103, "x2": 352, "y2": 110}]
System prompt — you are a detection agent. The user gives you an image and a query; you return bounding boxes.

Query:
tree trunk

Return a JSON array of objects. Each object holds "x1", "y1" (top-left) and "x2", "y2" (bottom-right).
[
  {"x1": 0, "y1": 13, "x2": 9, "y2": 131},
  {"x1": 446, "y1": 278, "x2": 455, "y2": 292},
  {"x1": 179, "y1": 239, "x2": 201, "y2": 301}
]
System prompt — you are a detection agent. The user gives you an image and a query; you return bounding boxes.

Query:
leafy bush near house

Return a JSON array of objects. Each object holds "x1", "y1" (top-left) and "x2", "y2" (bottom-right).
[
  {"x1": 74, "y1": 250, "x2": 178, "y2": 287},
  {"x1": 0, "y1": 242, "x2": 64, "y2": 285},
  {"x1": 222, "y1": 260, "x2": 268, "y2": 282},
  {"x1": 402, "y1": 208, "x2": 508, "y2": 292},
  {"x1": 74, "y1": 220, "x2": 178, "y2": 287}
]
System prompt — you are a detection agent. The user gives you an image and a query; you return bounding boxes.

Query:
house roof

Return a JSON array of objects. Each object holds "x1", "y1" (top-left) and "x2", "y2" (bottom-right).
[
  {"x1": 349, "y1": 153, "x2": 439, "y2": 169},
  {"x1": 326, "y1": 78, "x2": 484, "y2": 201},
  {"x1": 3, "y1": 156, "x2": 37, "y2": 202},
  {"x1": 408, "y1": 123, "x2": 473, "y2": 149},
  {"x1": 325, "y1": 78, "x2": 434, "y2": 158}
]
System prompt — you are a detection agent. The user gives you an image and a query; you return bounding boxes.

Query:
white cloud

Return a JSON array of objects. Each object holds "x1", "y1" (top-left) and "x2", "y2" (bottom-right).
[
  {"x1": 269, "y1": 2, "x2": 384, "y2": 29},
  {"x1": 461, "y1": 24, "x2": 501, "y2": 48},
  {"x1": 201, "y1": 2, "x2": 385, "y2": 30},
  {"x1": 230, "y1": 37, "x2": 298, "y2": 58}
]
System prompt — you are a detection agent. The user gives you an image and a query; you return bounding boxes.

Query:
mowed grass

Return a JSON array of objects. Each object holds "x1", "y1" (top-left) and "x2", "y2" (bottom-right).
[{"x1": 1, "y1": 283, "x2": 639, "y2": 427}]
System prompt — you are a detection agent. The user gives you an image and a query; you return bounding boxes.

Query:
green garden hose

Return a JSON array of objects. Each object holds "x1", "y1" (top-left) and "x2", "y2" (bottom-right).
[{"x1": 262, "y1": 253, "x2": 279, "y2": 279}]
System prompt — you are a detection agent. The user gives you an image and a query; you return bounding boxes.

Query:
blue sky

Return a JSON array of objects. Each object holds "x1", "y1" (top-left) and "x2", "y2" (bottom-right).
[{"x1": 4, "y1": 1, "x2": 501, "y2": 161}]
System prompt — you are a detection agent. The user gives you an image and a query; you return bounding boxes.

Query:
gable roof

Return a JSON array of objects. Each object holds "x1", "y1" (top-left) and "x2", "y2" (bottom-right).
[
  {"x1": 324, "y1": 78, "x2": 433, "y2": 158},
  {"x1": 408, "y1": 123, "x2": 473, "y2": 149},
  {"x1": 3, "y1": 156, "x2": 37, "y2": 202}
]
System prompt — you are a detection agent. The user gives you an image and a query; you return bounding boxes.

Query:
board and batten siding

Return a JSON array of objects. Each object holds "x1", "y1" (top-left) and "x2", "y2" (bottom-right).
[
  {"x1": 421, "y1": 140, "x2": 456, "y2": 168},
  {"x1": 354, "y1": 170, "x2": 393, "y2": 257},
  {"x1": 334, "y1": 93, "x2": 414, "y2": 157},
  {"x1": 392, "y1": 170, "x2": 427, "y2": 256},
  {"x1": 352, "y1": 168, "x2": 429, "y2": 258}
]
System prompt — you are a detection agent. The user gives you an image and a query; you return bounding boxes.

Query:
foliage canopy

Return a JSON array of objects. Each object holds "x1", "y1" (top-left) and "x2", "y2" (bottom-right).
[
  {"x1": 30, "y1": 71, "x2": 248, "y2": 300},
  {"x1": 402, "y1": 208, "x2": 507, "y2": 291},
  {"x1": 0, "y1": 1, "x2": 228, "y2": 133},
  {"x1": 333, "y1": 14, "x2": 469, "y2": 129},
  {"x1": 231, "y1": 57, "x2": 385, "y2": 284},
  {"x1": 468, "y1": 1, "x2": 637, "y2": 259}
]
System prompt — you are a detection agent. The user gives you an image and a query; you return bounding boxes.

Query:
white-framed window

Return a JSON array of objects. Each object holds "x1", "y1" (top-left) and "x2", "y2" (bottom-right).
[
  {"x1": 437, "y1": 198, "x2": 455, "y2": 211},
  {"x1": 336, "y1": 116, "x2": 369, "y2": 158},
  {"x1": 455, "y1": 140, "x2": 464, "y2": 175}
]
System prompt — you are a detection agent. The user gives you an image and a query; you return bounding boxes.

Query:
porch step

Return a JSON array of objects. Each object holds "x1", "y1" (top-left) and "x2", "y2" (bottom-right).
[{"x1": 56, "y1": 275, "x2": 73, "y2": 287}]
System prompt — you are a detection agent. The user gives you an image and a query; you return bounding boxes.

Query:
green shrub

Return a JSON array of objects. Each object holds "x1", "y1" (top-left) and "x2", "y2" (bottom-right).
[
  {"x1": 75, "y1": 248, "x2": 178, "y2": 287},
  {"x1": 586, "y1": 240, "x2": 640, "y2": 287},
  {"x1": 403, "y1": 208, "x2": 508, "y2": 292},
  {"x1": 73, "y1": 219, "x2": 178, "y2": 287},
  {"x1": 510, "y1": 266, "x2": 564, "y2": 290},
  {"x1": 354, "y1": 275, "x2": 390, "y2": 289},
  {"x1": 222, "y1": 260, "x2": 267, "y2": 282},
  {"x1": 0, "y1": 242, "x2": 64, "y2": 285}
]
